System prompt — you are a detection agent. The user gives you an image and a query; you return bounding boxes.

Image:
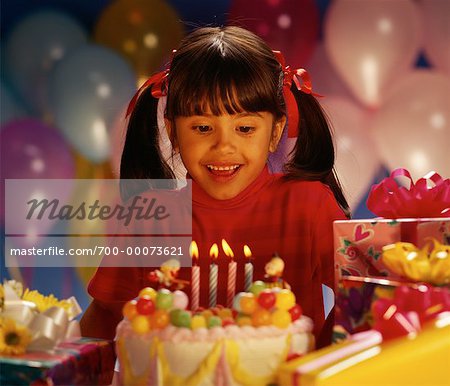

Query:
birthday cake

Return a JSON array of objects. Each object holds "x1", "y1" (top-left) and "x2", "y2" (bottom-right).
[{"x1": 116, "y1": 284, "x2": 313, "y2": 386}]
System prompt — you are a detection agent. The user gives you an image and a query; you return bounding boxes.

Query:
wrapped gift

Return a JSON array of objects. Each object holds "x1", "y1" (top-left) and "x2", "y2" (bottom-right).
[
  {"x1": 0, "y1": 337, "x2": 115, "y2": 385},
  {"x1": 334, "y1": 218, "x2": 450, "y2": 278},
  {"x1": 334, "y1": 168, "x2": 450, "y2": 279},
  {"x1": 278, "y1": 313, "x2": 450, "y2": 386},
  {"x1": 335, "y1": 274, "x2": 450, "y2": 334}
]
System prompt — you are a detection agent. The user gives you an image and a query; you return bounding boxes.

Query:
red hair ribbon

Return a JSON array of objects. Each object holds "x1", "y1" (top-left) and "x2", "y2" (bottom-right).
[
  {"x1": 125, "y1": 69, "x2": 169, "y2": 117},
  {"x1": 273, "y1": 50, "x2": 321, "y2": 138}
]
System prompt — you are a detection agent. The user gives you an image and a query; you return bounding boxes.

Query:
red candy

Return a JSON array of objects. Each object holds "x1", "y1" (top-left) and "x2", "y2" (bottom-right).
[
  {"x1": 258, "y1": 290, "x2": 276, "y2": 309},
  {"x1": 288, "y1": 304, "x2": 303, "y2": 321},
  {"x1": 136, "y1": 296, "x2": 155, "y2": 315}
]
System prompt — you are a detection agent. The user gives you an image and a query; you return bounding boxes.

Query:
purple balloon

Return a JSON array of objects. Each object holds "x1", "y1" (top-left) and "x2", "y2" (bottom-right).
[
  {"x1": 1, "y1": 119, "x2": 75, "y2": 241},
  {"x1": 1, "y1": 119, "x2": 75, "y2": 179}
]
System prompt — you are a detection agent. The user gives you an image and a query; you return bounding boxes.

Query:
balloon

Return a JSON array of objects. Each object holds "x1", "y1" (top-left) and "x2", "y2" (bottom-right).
[
  {"x1": 372, "y1": 70, "x2": 450, "y2": 180},
  {"x1": 4, "y1": 10, "x2": 87, "y2": 115},
  {"x1": 325, "y1": 0, "x2": 422, "y2": 108},
  {"x1": 306, "y1": 44, "x2": 354, "y2": 100},
  {"x1": 49, "y1": 44, "x2": 136, "y2": 163},
  {"x1": 1, "y1": 119, "x2": 75, "y2": 245},
  {"x1": 1, "y1": 81, "x2": 27, "y2": 126},
  {"x1": 420, "y1": 0, "x2": 450, "y2": 74},
  {"x1": 228, "y1": 0, "x2": 319, "y2": 67},
  {"x1": 0, "y1": 118, "x2": 75, "y2": 179},
  {"x1": 320, "y1": 97, "x2": 381, "y2": 210},
  {"x1": 94, "y1": 0, "x2": 184, "y2": 80}
]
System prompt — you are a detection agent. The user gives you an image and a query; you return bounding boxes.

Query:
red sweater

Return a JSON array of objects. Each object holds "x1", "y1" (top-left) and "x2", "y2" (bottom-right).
[{"x1": 87, "y1": 167, "x2": 345, "y2": 346}]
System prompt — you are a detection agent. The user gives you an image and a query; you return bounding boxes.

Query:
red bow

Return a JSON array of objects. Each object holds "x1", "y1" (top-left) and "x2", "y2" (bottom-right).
[
  {"x1": 125, "y1": 69, "x2": 169, "y2": 117},
  {"x1": 273, "y1": 51, "x2": 321, "y2": 138},
  {"x1": 367, "y1": 168, "x2": 450, "y2": 218}
]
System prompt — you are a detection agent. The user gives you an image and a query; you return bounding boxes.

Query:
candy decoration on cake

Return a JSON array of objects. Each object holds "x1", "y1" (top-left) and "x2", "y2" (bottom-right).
[
  {"x1": 190, "y1": 241, "x2": 200, "y2": 312},
  {"x1": 264, "y1": 254, "x2": 292, "y2": 290},
  {"x1": 243, "y1": 245, "x2": 254, "y2": 292},
  {"x1": 147, "y1": 259, "x2": 189, "y2": 290},
  {"x1": 208, "y1": 243, "x2": 219, "y2": 307}
]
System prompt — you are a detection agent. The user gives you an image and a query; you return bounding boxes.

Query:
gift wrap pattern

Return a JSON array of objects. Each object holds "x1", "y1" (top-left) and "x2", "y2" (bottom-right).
[
  {"x1": 0, "y1": 337, "x2": 115, "y2": 385},
  {"x1": 333, "y1": 218, "x2": 450, "y2": 279}
]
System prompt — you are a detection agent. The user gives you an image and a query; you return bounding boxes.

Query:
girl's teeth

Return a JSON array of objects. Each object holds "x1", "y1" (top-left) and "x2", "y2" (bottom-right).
[{"x1": 207, "y1": 165, "x2": 240, "y2": 171}]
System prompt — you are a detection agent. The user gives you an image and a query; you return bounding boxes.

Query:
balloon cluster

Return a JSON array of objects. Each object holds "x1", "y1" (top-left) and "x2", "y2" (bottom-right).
[{"x1": 123, "y1": 281, "x2": 303, "y2": 334}]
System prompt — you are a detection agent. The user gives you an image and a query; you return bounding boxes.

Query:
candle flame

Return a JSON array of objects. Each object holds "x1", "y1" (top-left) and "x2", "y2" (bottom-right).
[
  {"x1": 210, "y1": 243, "x2": 219, "y2": 260},
  {"x1": 190, "y1": 241, "x2": 199, "y2": 260},
  {"x1": 243, "y1": 245, "x2": 252, "y2": 258},
  {"x1": 221, "y1": 239, "x2": 234, "y2": 259}
]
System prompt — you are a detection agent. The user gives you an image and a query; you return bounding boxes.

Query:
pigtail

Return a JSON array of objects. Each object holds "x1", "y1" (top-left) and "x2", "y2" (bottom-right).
[
  {"x1": 284, "y1": 88, "x2": 351, "y2": 218},
  {"x1": 120, "y1": 86, "x2": 176, "y2": 201}
]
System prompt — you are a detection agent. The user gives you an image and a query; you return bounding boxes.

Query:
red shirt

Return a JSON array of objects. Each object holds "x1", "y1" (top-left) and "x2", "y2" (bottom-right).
[{"x1": 87, "y1": 166, "x2": 345, "y2": 346}]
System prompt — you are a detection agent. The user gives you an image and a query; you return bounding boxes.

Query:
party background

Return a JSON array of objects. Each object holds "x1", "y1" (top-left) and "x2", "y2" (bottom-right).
[{"x1": 1, "y1": 0, "x2": 449, "y2": 313}]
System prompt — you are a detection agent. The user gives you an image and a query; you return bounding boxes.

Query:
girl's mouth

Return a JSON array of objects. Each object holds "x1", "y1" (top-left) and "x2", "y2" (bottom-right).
[{"x1": 205, "y1": 164, "x2": 241, "y2": 180}]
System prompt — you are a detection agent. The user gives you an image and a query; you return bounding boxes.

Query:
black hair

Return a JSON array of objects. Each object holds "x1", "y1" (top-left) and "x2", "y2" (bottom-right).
[{"x1": 120, "y1": 26, "x2": 350, "y2": 216}]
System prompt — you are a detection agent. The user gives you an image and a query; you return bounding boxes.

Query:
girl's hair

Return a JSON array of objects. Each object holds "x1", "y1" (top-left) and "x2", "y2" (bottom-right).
[{"x1": 121, "y1": 26, "x2": 350, "y2": 216}]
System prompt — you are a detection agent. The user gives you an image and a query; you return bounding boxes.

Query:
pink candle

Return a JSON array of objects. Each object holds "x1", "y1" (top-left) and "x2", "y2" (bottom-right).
[
  {"x1": 222, "y1": 239, "x2": 236, "y2": 308},
  {"x1": 227, "y1": 260, "x2": 237, "y2": 308},
  {"x1": 190, "y1": 241, "x2": 200, "y2": 311}
]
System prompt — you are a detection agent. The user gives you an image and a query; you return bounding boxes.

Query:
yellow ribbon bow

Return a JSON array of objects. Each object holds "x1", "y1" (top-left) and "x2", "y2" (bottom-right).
[{"x1": 382, "y1": 239, "x2": 450, "y2": 285}]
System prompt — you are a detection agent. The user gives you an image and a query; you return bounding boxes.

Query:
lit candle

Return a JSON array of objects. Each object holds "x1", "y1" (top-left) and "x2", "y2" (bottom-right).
[
  {"x1": 222, "y1": 239, "x2": 236, "y2": 308},
  {"x1": 190, "y1": 241, "x2": 200, "y2": 312},
  {"x1": 243, "y1": 245, "x2": 253, "y2": 292},
  {"x1": 208, "y1": 243, "x2": 219, "y2": 308}
]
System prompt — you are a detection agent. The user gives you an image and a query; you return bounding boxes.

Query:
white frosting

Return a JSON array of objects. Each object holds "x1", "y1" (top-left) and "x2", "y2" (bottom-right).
[{"x1": 117, "y1": 316, "x2": 312, "y2": 344}]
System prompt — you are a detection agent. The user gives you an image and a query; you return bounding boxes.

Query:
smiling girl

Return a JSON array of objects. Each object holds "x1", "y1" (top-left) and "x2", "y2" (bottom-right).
[{"x1": 81, "y1": 26, "x2": 349, "y2": 348}]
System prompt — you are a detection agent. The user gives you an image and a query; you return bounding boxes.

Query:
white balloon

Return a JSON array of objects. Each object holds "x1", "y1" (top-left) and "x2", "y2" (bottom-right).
[
  {"x1": 372, "y1": 70, "x2": 450, "y2": 180},
  {"x1": 320, "y1": 97, "x2": 380, "y2": 210},
  {"x1": 325, "y1": 0, "x2": 422, "y2": 108}
]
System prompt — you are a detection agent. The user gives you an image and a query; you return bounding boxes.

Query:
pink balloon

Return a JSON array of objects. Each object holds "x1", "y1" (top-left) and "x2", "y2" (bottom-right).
[
  {"x1": 228, "y1": 0, "x2": 319, "y2": 67},
  {"x1": 420, "y1": 0, "x2": 450, "y2": 74},
  {"x1": 306, "y1": 44, "x2": 354, "y2": 100},
  {"x1": 325, "y1": 0, "x2": 422, "y2": 108},
  {"x1": 320, "y1": 97, "x2": 380, "y2": 210},
  {"x1": 372, "y1": 70, "x2": 450, "y2": 180}
]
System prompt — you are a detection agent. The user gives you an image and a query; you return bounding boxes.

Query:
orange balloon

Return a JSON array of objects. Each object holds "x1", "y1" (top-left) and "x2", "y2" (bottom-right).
[{"x1": 94, "y1": 0, "x2": 184, "y2": 79}]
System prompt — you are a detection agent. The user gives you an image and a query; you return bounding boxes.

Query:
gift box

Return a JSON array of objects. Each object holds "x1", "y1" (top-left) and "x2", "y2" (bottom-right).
[
  {"x1": 0, "y1": 337, "x2": 115, "y2": 385},
  {"x1": 334, "y1": 218, "x2": 450, "y2": 279},
  {"x1": 335, "y1": 273, "x2": 450, "y2": 335},
  {"x1": 335, "y1": 169, "x2": 450, "y2": 279},
  {"x1": 278, "y1": 313, "x2": 450, "y2": 386}
]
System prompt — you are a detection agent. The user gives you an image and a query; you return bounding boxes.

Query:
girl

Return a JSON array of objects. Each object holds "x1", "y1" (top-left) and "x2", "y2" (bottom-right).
[{"x1": 80, "y1": 26, "x2": 349, "y2": 348}]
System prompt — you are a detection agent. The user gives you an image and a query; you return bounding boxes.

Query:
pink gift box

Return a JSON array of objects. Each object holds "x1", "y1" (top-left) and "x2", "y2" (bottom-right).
[{"x1": 333, "y1": 218, "x2": 450, "y2": 279}]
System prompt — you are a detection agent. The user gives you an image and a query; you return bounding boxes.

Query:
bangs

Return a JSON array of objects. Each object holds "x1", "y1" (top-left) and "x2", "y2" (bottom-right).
[{"x1": 166, "y1": 53, "x2": 282, "y2": 118}]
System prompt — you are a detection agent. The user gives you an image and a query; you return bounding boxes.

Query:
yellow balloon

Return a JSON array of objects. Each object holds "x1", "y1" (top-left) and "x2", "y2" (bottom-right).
[{"x1": 94, "y1": 0, "x2": 184, "y2": 79}]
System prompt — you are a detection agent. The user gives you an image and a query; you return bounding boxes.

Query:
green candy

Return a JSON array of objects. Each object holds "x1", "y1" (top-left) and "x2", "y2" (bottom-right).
[
  {"x1": 208, "y1": 315, "x2": 222, "y2": 328},
  {"x1": 249, "y1": 281, "x2": 267, "y2": 296},
  {"x1": 156, "y1": 289, "x2": 173, "y2": 310}
]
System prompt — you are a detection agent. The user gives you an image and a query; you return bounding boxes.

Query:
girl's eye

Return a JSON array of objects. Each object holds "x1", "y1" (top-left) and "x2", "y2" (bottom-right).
[
  {"x1": 194, "y1": 125, "x2": 211, "y2": 133},
  {"x1": 238, "y1": 126, "x2": 254, "y2": 133}
]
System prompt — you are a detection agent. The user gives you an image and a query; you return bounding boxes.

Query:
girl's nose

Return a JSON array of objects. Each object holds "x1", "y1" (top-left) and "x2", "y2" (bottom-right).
[{"x1": 212, "y1": 127, "x2": 236, "y2": 153}]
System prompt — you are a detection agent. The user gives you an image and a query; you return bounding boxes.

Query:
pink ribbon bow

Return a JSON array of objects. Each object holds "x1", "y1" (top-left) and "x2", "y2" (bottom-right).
[{"x1": 367, "y1": 168, "x2": 450, "y2": 218}]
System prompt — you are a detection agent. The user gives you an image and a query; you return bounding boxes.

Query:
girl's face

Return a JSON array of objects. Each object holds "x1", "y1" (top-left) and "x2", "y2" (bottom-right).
[{"x1": 168, "y1": 111, "x2": 285, "y2": 200}]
